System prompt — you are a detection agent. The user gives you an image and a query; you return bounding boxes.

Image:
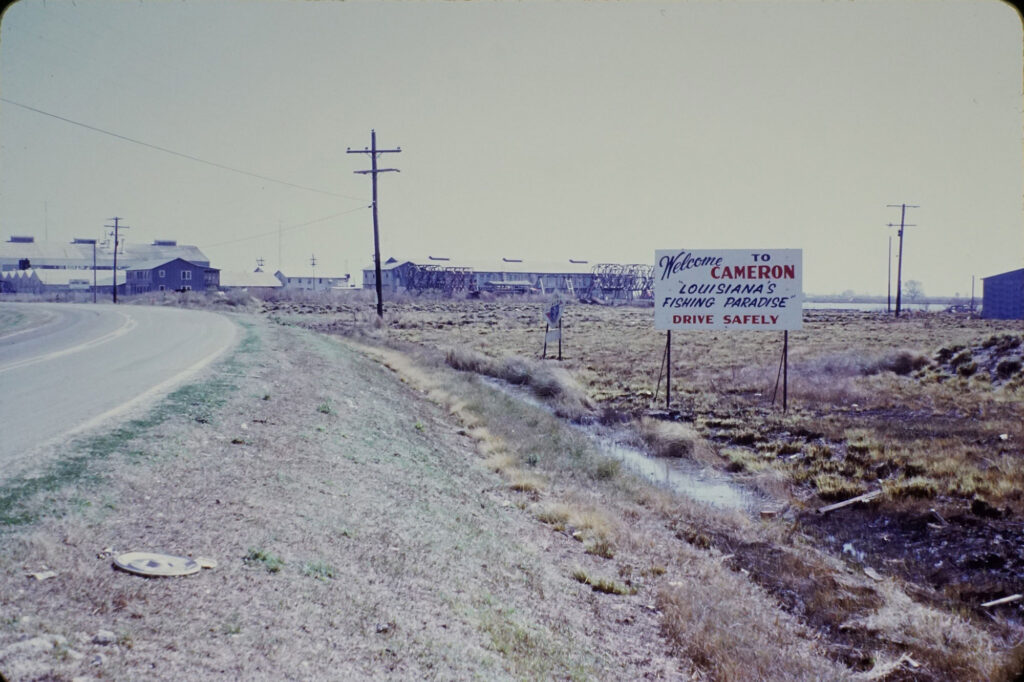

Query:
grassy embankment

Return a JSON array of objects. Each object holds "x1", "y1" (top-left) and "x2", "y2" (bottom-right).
[{"x1": 276, "y1": 297, "x2": 1023, "y2": 680}]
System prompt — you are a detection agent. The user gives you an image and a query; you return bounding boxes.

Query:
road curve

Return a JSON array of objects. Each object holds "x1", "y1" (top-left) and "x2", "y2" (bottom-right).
[{"x1": 0, "y1": 303, "x2": 238, "y2": 477}]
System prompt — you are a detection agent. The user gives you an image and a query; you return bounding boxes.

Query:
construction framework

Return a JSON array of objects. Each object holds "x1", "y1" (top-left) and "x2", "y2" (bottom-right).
[
  {"x1": 406, "y1": 264, "x2": 479, "y2": 295},
  {"x1": 583, "y1": 263, "x2": 654, "y2": 301}
]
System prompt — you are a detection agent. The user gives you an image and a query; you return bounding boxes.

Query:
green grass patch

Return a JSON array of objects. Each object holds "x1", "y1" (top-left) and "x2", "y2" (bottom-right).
[
  {"x1": 244, "y1": 547, "x2": 285, "y2": 573},
  {"x1": 301, "y1": 560, "x2": 337, "y2": 581}
]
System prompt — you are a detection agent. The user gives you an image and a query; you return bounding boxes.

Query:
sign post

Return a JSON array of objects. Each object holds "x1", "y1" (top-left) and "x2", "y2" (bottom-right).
[
  {"x1": 542, "y1": 301, "x2": 563, "y2": 360},
  {"x1": 654, "y1": 249, "x2": 803, "y2": 410}
]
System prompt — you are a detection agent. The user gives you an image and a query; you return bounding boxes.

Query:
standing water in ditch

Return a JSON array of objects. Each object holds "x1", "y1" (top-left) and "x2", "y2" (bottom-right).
[
  {"x1": 595, "y1": 435, "x2": 757, "y2": 511},
  {"x1": 481, "y1": 377, "x2": 762, "y2": 514}
]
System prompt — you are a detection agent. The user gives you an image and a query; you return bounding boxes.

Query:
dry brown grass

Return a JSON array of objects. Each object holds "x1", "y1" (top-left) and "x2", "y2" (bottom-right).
[
  {"x1": 841, "y1": 581, "x2": 1003, "y2": 680},
  {"x1": 263, "y1": 299, "x2": 1024, "y2": 678},
  {"x1": 656, "y1": 557, "x2": 845, "y2": 681},
  {"x1": 637, "y1": 417, "x2": 703, "y2": 458}
]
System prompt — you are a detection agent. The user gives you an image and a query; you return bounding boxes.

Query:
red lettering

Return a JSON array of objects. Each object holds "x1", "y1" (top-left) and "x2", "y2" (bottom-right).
[
  {"x1": 673, "y1": 314, "x2": 716, "y2": 325},
  {"x1": 711, "y1": 262, "x2": 797, "y2": 280}
]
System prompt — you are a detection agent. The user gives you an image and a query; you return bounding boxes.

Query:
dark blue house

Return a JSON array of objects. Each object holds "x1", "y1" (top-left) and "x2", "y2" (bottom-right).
[
  {"x1": 126, "y1": 258, "x2": 220, "y2": 295},
  {"x1": 982, "y1": 268, "x2": 1024, "y2": 320}
]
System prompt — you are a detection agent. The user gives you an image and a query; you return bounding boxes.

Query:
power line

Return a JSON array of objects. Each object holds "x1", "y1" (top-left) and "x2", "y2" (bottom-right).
[
  {"x1": 0, "y1": 97, "x2": 364, "y2": 201},
  {"x1": 203, "y1": 205, "x2": 369, "y2": 248}
]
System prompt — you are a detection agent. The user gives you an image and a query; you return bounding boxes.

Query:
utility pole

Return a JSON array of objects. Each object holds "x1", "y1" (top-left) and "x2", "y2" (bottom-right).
[
  {"x1": 256, "y1": 257, "x2": 265, "y2": 273},
  {"x1": 105, "y1": 217, "x2": 129, "y2": 303},
  {"x1": 886, "y1": 203, "x2": 918, "y2": 318},
  {"x1": 887, "y1": 235, "x2": 892, "y2": 313},
  {"x1": 310, "y1": 254, "x2": 317, "y2": 290},
  {"x1": 348, "y1": 130, "x2": 401, "y2": 318}
]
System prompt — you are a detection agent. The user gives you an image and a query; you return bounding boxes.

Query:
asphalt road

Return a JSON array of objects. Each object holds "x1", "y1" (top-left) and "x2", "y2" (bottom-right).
[{"x1": 0, "y1": 303, "x2": 238, "y2": 477}]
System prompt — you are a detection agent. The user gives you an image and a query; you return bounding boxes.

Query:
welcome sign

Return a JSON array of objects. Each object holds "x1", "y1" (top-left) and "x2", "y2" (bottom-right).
[{"x1": 654, "y1": 249, "x2": 803, "y2": 330}]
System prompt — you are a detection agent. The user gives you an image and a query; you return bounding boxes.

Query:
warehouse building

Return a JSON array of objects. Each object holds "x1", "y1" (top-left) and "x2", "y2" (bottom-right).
[
  {"x1": 0, "y1": 235, "x2": 209, "y2": 273},
  {"x1": 1, "y1": 235, "x2": 210, "y2": 296},
  {"x1": 363, "y1": 257, "x2": 597, "y2": 297},
  {"x1": 273, "y1": 271, "x2": 352, "y2": 292},
  {"x1": 982, "y1": 268, "x2": 1024, "y2": 320}
]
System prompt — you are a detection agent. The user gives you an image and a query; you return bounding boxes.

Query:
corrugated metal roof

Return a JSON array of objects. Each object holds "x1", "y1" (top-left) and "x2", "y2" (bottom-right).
[
  {"x1": 5, "y1": 269, "x2": 126, "y2": 285},
  {"x1": 128, "y1": 257, "x2": 217, "y2": 271},
  {"x1": 0, "y1": 241, "x2": 96, "y2": 262},
  {"x1": 0, "y1": 238, "x2": 209, "y2": 267}
]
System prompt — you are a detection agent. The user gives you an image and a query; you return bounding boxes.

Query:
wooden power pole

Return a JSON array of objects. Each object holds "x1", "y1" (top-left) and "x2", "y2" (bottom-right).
[
  {"x1": 348, "y1": 130, "x2": 401, "y2": 318},
  {"x1": 887, "y1": 203, "x2": 918, "y2": 318},
  {"x1": 105, "y1": 217, "x2": 129, "y2": 303}
]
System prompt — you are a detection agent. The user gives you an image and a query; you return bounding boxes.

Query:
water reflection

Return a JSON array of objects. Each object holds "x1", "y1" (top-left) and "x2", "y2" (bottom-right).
[{"x1": 480, "y1": 377, "x2": 759, "y2": 512}]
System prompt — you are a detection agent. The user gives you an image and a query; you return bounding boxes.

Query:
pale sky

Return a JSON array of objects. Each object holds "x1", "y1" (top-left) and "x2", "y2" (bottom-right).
[{"x1": 1, "y1": 0, "x2": 1021, "y2": 296}]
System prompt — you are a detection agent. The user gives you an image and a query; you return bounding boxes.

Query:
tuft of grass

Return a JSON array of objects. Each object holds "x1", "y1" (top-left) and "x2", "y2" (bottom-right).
[
  {"x1": 592, "y1": 458, "x2": 620, "y2": 480},
  {"x1": 638, "y1": 418, "x2": 702, "y2": 459},
  {"x1": 883, "y1": 476, "x2": 939, "y2": 500},
  {"x1": 508, "y1": 470, "x2": 546, "y2": 493},
  {"x1": 301, "y1": 560, "x2": 336, "y2": 581},
  {"x1": 570, "y1": 568, "x2": 634, "y2": 595},
  {"x1": 244, "y1": 547, "x2": 285, "y2": 573},
  {"x1": 812, "y1": 474, "x2": 866, "y2": 502},
  {"x1": 317, "y1": 401, "x2": 334, "y2": 415},
  {"x1": 532, "y1": 502, "x2": 572, "y2": 528},
  {"x1": 584, "y1": 537, "x2": 615, "y2": 559},
  {"x1": 722, "y1": 448, "x2": 768, "y2": 473}
]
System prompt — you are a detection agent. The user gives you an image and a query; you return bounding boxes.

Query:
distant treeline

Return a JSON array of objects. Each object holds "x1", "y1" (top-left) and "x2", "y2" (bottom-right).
[{"x1": 805, "y1": 294, "x2": 975, "y2": 306}]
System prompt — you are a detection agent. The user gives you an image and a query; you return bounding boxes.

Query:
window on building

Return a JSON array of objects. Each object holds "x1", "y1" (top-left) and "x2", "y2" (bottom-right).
[
  {"x1": 182, "y1": 271, "x2": 192, "y2": 280},
  {"x1": 158, "y1": 270, "x2": 165, "y2": 278}
]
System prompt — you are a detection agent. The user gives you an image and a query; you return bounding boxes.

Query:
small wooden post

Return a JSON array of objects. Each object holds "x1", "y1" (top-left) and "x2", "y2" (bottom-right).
[
  {"x1": 783, "y1": 330, "x2": 789, "y2": 413},
  {"x1": 666, "y1": 330, "x2": 672, "y2": 410},
  {"x1": 557, "y1": 317, "x2": 562, "y2": 360},
  {"x1": 542, "y1": 323, "x2": 549, "y2": 359}
]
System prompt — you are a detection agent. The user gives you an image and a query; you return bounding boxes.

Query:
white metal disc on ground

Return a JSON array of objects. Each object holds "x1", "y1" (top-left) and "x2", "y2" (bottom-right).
[{"x1": 113, "y1": 552, "x2": 200, "y2": 577}]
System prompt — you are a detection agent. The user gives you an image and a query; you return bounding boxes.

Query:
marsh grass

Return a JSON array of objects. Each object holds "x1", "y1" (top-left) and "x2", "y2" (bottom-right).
[
  {"x1": 444, "y1": 347, "x2": 593, "y2": 420},
  {"x1": 637, "y1": 418, "x2": 703, "y2": 459},
  {"x1": 290, "y1": 303, "x2": 1023, "y2": 678}
]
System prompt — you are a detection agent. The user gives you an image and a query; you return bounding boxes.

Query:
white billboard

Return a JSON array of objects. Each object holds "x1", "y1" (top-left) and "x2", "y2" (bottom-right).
[{"x1": 654, "y1": 249, "x2": 803, "y2": 330}]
